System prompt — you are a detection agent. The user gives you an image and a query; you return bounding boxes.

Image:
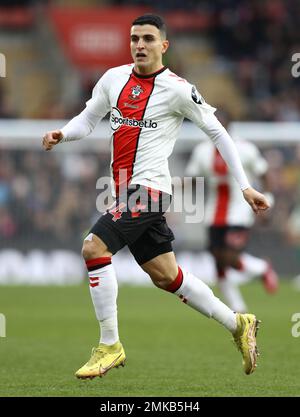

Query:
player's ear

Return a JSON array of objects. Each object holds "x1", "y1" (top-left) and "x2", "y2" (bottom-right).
[{"x1": 162, "y1": 40, "x2": 169, "y2": 54}]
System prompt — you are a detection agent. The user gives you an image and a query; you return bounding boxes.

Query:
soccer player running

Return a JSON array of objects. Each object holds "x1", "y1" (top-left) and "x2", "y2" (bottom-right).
[
  {"x1": 43, "y1": 15, "x2": 269, "y2": 378},
  {"x1": 185, "y1": 111, "x2": 278, "y2": 313}
]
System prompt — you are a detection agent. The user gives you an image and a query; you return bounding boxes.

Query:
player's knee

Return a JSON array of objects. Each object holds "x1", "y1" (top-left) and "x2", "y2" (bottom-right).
[
  {"x1": 149, "y1": 270, "x2": 177, "y2": 290},
  {"x1": 82, "y1": 233, "x2": 111, "y2": 260},
  {"x1": 82, "y1": 241, "x2": 96, "y2": 260},
  {"x1": 82, "y1": 240, "x2": 105, "y2": 260}
]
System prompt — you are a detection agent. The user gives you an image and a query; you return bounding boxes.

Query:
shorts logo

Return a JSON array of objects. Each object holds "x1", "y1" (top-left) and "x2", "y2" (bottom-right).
[
  {"x1": 129, "y1": 84, "x2": 144, "y2": 100},
  {"x1": 110, "y1": 107, "x2": 158, "y2": 131},
  {"x1": 131, "y1": 201, "x2": 147, "y2": 218},
  {"x1": 108, "y1": 202, "x2": 126, "y2": 222}
]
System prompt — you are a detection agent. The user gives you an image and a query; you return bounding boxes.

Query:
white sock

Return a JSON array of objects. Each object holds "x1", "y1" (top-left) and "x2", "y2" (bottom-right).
[
  {"x1": 85, "y1": 257, "x2": 119, "y2": 345},
  {"x1": 167, "y1": 266, "x2": 237, "y2": 333},
  {"x1": 99, "y1": 316, "x2": 119, "y2": 345}
]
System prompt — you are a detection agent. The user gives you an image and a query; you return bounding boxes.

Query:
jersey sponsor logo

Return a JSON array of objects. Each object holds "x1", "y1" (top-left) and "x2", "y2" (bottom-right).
[
  {"x1": 129, "y1": 84, "x2": 144, "y2": 100},
  {"x1": 191, "y1": 85, "x2": 204, "y2": 104},
  {"x1": 110, "y1": 107, "x2": 157, "y2": 131}
]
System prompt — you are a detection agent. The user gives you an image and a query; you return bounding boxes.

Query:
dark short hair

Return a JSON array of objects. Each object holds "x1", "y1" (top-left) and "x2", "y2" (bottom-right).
[{"x1": 132, "y1": 14, "x2": 167, "y2": 38}]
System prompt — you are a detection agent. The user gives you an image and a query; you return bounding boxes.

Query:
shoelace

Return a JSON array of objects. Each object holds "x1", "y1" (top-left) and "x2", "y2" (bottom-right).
[{"x1": 87, "y1": 348, "x2": 107, "y2": 366}]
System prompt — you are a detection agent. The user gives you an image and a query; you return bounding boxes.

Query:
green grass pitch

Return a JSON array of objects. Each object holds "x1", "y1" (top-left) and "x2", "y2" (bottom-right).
[{"x1": 0, "y1": 281, "x2": 299, "y2": 397}]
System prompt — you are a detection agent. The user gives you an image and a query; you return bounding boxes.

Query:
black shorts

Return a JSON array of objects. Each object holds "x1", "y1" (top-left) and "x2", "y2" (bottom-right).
[
  {"x1": 208, "y1": 225, "x2": 250, "y2": 252},
  {"x1": 89, "y1": 184, "x2": 175, "y2": 265}
]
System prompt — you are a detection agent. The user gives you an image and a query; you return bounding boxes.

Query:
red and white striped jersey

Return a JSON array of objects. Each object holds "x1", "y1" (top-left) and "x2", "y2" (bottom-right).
[
  {"x1": 61, "y1": 64, "x2": 250, "y2": 196},
  {"x1": 185, "y1": 139, "x2": 268, "y2": 227},
  {"x1": 85, "y1": 64, "x2": 218, "y2": 196}
]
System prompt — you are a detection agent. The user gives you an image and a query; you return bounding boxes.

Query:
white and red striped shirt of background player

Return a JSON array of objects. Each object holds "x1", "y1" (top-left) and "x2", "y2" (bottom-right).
[
  {"x1": 185, "y1": 138, "x2": 268, "y2": 227},
  {"x1": 61, "y1": 63, "x2": 250, "y2": 197}
]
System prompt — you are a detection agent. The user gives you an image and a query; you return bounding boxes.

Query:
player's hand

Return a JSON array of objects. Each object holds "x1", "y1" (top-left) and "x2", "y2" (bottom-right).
[
  {"x1": 42, "y1": 130, "x2": 63, "y2": 151},
  {"x1": 242, "y1": 187, "x2": 270, "y2": 214}
]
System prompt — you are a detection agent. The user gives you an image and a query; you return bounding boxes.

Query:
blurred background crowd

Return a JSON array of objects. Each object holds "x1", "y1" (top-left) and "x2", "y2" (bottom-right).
[
  {"x1": 0, "y1": 0, "x2": 300, "y2": 276},
  {"x1": 1, "y1": 0, "x2": 300, "y2": 121}
]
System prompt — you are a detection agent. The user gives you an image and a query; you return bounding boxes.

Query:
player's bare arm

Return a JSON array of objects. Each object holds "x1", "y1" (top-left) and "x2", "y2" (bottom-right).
[
  {"x1": 42, "y1": 130, "x2": 63, "y2": 151},
  {"x1": 242, "y1": 186, "x2": 270, "y2": 214}
]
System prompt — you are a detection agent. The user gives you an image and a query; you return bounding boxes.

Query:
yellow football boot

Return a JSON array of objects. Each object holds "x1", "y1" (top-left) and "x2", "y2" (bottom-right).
[
  {"x1": 75, "y1": 341, "x2": 126, "y2": 379},
  {"x1": 233, "y1": 313, "x2": 261, "y2": 375}
]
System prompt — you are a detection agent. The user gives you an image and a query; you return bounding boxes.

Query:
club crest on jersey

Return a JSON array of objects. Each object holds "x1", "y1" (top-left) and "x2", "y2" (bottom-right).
[
  {"x1": 191, "y1": 85, "x2": 204, "y2": 104},
  {"x1": 129, "y1": 85, "x2": 144, "y2": 100}
]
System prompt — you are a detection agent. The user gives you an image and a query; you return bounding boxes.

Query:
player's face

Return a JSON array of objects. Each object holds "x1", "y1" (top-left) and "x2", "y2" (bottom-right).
[{"x1": 130, "y1": 24, "x2": 169, "y2": 75}]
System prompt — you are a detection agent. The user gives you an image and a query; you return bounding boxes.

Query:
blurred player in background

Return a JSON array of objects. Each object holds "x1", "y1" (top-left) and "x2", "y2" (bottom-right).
[
  {"x1": 43, "y1": 15, "x2": 269, "y2": 379},
  {"x1": 286, "y1": 197, "x2": 300, "y2": 290},
  {"x1": 185, "y1": 111, "x2": 278, "y2": 312}
]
